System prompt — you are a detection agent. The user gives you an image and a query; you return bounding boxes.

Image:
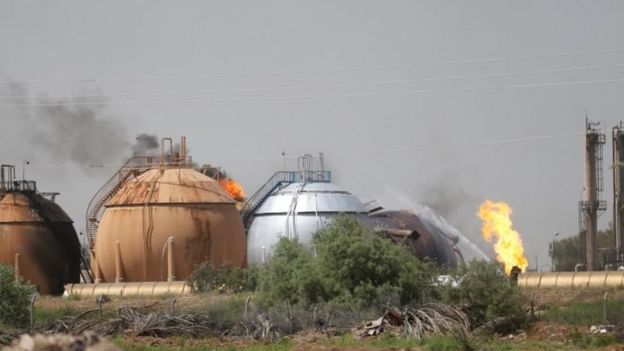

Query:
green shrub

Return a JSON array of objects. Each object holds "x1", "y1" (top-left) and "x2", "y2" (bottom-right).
[
  {"x1": 313, "y1": 216, "x2": 436, "y2": 308},
  {"x1": 202, "y1": 296, "x2": 247, "y2": 330},
  {"x1": 258, "y1": 216, "x2": 436, "y2": 310},
  {"x1": 0, "y1": 264, "x2": 34, "y2": 327},
  {"x1": 187, "y1": 262, "x2": 258, "y2": 293},
  {"x1": 439, "y1": 261, "x2": 526, "y2": 331},
  {"x1": 257, "y1": 238, "x2": 326, "y2": 307}
]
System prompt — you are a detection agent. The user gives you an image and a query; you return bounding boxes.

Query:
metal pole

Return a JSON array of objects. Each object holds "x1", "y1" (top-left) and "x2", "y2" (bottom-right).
[
  {"x1": 93, "y1": 251, "x2": 102, "y2": 284},
  {"x1": 30, "y1": 294, "x2": 37, "y2": 332},
  {"x1": 115, "y1": 241, "x2": 123, "y2": 283},
  {"x1": 551, "y1": 241, "x2": 554, "y2": 272},
  {"x1": 167, "y1": 237, "x2": 175, "y2": 282},
  {"x1": 14, "y1": 253, "x2": 20, "y2": 281},
  {"x1": 551, "y1": 232, "x2": 559, "y2": 272}
]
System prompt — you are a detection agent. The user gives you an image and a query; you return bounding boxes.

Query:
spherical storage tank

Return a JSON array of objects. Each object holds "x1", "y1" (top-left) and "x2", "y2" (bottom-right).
[
  {"x1": 0, "y1": 165, "x2": 81, "y2": 295},
  {"x1": 245, "y1": 156, "x2": 368, "y2": 265},
  {"x1": 91, "y1": 139, "x2": 246, "y2": 282},
  {"x1": 368, "y1": 210, "x2": 457, "y2": 267}
]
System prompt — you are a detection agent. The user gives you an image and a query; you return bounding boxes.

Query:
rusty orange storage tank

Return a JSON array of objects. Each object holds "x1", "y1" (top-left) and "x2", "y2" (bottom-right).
[
  {"x1": 0, "y1": 165, "x2": 81, "y2": 295},
  {"x1": 91, "y1": 138, "x2": 246, "y2": 283}
]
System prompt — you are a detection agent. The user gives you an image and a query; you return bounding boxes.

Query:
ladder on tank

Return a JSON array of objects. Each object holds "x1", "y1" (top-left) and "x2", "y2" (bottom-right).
[
  {"x1": 240, "y1": 171, "x2": 298, "y2": 229},
  {"x1": 85, "y1": 157, "x2": 154, "y2": 248},
  {"x1": 82, "y1": 157, "x2": 155, "y2": 283},
  {"x1": 240, "y1": 171, "x2": 332, "y2": 230}
]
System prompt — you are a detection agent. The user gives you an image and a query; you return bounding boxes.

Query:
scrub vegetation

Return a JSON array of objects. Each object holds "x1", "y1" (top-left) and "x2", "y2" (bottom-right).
[
  {"x1": 257, "y1": 216, "x2": 437, "y2": 310},
  {"x1": 6, "y1": 217, "x2": 624, "y2": 349},
  {"x1": 0, "y1": 264, "x2": 34, "y2": 328},
  {"x1": 187, "y1": 216, "x2": 527, "y2": 334}
]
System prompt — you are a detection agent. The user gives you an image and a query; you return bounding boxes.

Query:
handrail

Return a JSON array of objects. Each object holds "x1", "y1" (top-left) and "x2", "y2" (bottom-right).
[
  {"x1": 84, "y1": 156, "x2": 163, "y2": 248},
  {"x1": 0, "y1": 180, "x2": 37, "y2": 192},
  {"x1": 240, "y1": 170, "x2": 331, "y2": 229}
]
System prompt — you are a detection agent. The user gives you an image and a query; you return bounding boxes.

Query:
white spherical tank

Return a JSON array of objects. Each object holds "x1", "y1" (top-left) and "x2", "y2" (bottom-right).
[{"x1": 246, "y1": 181, "x2": 368, "y2": 265}]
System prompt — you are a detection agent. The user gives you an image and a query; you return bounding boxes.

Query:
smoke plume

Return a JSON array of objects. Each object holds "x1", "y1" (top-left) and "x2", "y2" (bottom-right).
[
  {"x1": 417, "y1": 174, "x2": 494, "y2": 257},
  {"x1": 0, "y1": 83, "x2": 167, "y2": 167},
  {"x1": 31, "y1": 95, "x2": 129, "y2": 165},
  {"x1": 132, "y1": 134, "x2": 160, "y2": 156}
]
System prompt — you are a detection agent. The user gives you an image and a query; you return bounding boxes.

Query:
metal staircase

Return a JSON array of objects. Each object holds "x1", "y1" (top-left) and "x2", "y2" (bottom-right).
[
  {"x1": 240, "y1": 171, "x2": 297, "y2": 228},
  {"x1": 85, "y1": 156, "x2": 157, "y2": 249},
  {"x1": 240, "y1": 170, "x2": 332, "y2": 229}
]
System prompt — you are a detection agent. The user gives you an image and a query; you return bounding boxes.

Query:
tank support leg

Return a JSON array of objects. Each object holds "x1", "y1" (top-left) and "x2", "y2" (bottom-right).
[
  {"x1": 115, "y1": 241, "x2": 124, "y2": 283},
  {"x1": 167, "y1": 237, "x2": 176, "y2": 282},
  {"x1": 92, "y1": 251, "x2": 102, "y2": 283},
  {"x1": 14, "y1": 253, "x2": 21, "y2": 281}
]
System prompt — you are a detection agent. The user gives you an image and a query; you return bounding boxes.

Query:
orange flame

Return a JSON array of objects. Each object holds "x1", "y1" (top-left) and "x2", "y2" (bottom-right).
[
  {"x1": 219, "y1": 178, "x2": 246, "y2": 202},
  {"x1": 477, "y1": 200, "x2": 528, "y2": 274}
]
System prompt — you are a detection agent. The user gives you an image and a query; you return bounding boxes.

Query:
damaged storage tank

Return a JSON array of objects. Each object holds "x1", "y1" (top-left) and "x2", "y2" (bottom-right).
[
  {"x1": 0, "y1": 165, "x2": 81, "y2": 295},
  {"x1": 88, "y1": 137, "x2": 246, "y2": 283},
  {"x1": 242, "y1": 154, "x2": 369, "y2": 265},
  {"x1": 368, "y1": 209, "x2": 458, "y2": 267}
]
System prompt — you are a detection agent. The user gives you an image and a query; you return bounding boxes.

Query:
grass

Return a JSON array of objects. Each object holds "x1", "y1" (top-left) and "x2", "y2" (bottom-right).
[
  {"x1": 115, "y1": 335, "x2": 620, "y2": 351},
  {"x1": 33, "y1": 305, "x2": 79, "y2": 328},
  {"x1": 322, "y1": 333, "x2": 422, "y2": 349},
  {"x1": 543, "y1": 300, "x2": 624, "y2": 325},
  {"x1": 475, "y1": 337, "x2": 620, "y2": 351},
  {"x1": 26, "y1": 291, "x2": 624, "y2": 351},
  {"x1": 113, "y1": 337, "x2": 292, "y2": 351}
]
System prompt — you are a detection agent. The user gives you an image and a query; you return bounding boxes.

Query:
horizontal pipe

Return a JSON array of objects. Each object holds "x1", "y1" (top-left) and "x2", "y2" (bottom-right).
[
  {"x1": 64, "y1": 281, "x2": 191, "y2": 297},
  {"x1": 375, "y1": 228, "x2": 420, "y2": 240},
  {"x1": 517, "y1": 271, "x2": 624, "y2": 288}
]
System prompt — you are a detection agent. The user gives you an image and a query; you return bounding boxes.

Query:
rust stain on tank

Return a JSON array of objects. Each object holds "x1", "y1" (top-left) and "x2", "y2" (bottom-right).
[
  {"x1": 189, "y1": 207, "x2": 212, "y2": 264},
  {"x1": 0, "y1": 192, "x2": 81, "y2": 294},
  {"x1": 94, "y1": 168, "x2": 246, "y2": 283}
]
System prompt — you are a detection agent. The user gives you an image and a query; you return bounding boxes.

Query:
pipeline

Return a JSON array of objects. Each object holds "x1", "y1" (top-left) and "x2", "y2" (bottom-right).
[
  {"x1": 517, "y1": 271, "x2": 624, "y2": 289},
  {"x1": 64, "y1": 281, "x2": 190, "y2": 297}
]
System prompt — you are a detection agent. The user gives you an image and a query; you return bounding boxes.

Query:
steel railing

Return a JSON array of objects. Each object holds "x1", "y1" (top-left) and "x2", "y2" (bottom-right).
[
  {"x1": 240, "y1": 170, "x2": 331, "y2": 228},
  {"x1": 0, "y1": 180, "x2": 37, "y2": 192},
  {"x1": 85, "y1": 156, "x2": 192, "y2": 248}
]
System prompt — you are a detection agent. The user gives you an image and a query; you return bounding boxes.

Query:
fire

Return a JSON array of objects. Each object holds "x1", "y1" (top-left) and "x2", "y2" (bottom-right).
[
  {"x1": 219, "y1": 178, "x2": 246, "y2": 202},
  {"x1": 477, "y1": 200, "x2": 528, "y2": 274}
]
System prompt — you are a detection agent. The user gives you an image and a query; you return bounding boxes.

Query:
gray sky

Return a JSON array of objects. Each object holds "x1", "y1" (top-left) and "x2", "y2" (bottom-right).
[{"x1": 2, "y1": 1, "x2": 624, "y2": 270}]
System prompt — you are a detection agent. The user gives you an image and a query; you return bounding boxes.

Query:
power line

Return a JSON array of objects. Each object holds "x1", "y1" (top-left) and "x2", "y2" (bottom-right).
[
  {"x1": 2, "y1": 62, "x2": 624, "y2": 100},
  {"x1": 219, "y1": 131, "x2": 584, "y2": 163},
  {"x1": 23, "y1": 131, "x2": 583, "y2": 169},
  {"x1": 2, "y1": 47, "x2": 624, "y2": 86},
  {"x1": 1, "y1": 76, "x2": 624, "y2": 107}
]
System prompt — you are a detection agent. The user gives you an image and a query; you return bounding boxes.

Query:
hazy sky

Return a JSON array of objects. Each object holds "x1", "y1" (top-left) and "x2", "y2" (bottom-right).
[{"x1": 2, "y1": 1, "x2": 624, "y2": 270}]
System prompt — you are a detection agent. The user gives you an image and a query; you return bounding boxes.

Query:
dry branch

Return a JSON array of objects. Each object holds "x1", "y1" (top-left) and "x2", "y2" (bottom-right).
[{"x1": 356, "y1": 304, "x2": 470, "y2": 340}]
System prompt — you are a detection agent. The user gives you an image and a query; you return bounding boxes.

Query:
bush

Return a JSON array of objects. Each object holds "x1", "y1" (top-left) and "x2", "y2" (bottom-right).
[
  {"x1": 439, "y1": 261, "x2": 526, "y2": 330},
  {"x1": 0, "y1": 264, "x2": 34, "y2": 327},
  {"x1": 313, "y1": 216, "x2": 436, "y2": 308},
  {"x1": 258, "y1": 216, "x2": 436, "y2": 310},
  {"x1": 257, "y1": 238, "x2": 326, "y2": 307},
  {"x1": 187, "y1": 262, "x2": 259, "y2": 293}
]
